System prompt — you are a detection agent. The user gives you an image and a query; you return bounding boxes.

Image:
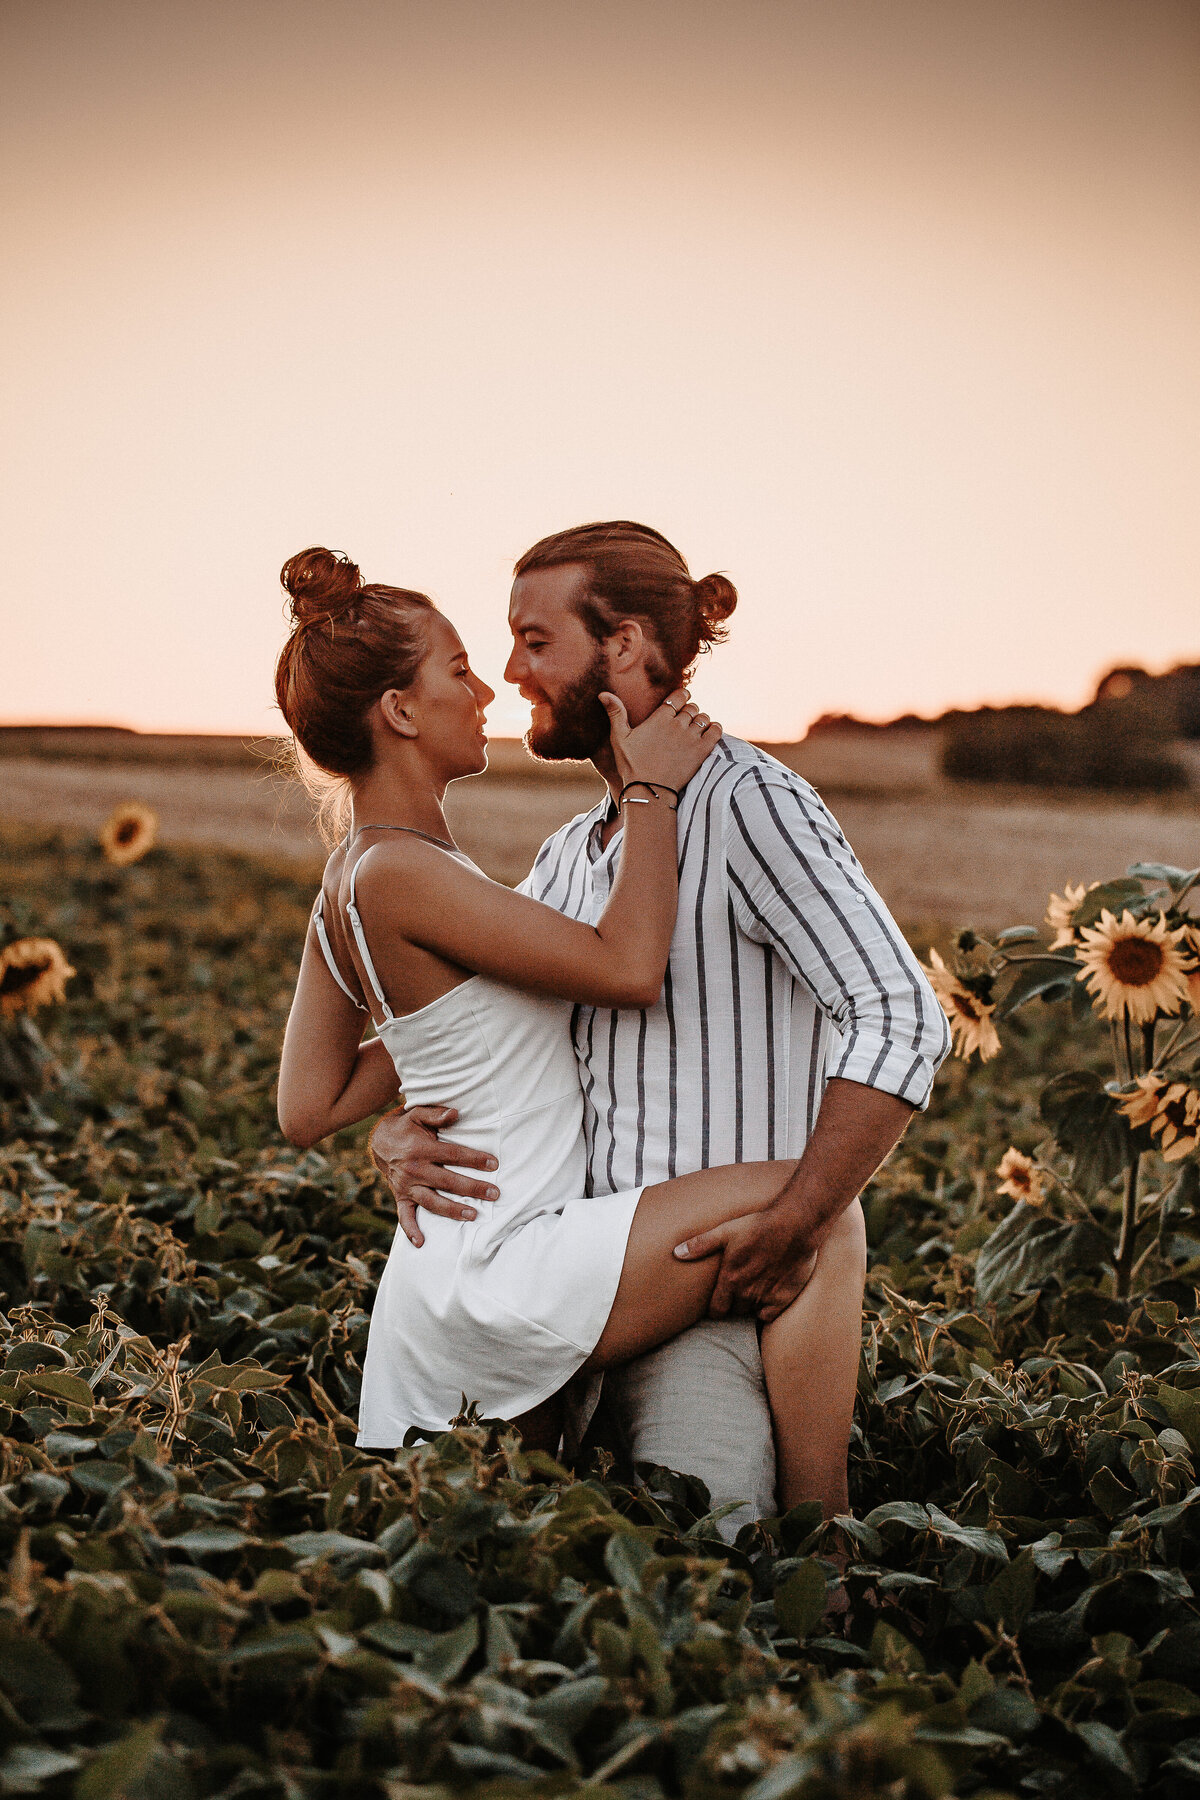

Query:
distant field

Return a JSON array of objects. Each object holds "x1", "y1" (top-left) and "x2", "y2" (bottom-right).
[{"x1": 2, "y1": 726, "x2": 1196, "y2": 928}]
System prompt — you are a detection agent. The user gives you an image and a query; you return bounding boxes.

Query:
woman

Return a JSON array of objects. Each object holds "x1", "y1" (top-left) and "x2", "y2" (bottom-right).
[{"x1": 276, "y1": 547, "x2": 863, "y2": 1513}]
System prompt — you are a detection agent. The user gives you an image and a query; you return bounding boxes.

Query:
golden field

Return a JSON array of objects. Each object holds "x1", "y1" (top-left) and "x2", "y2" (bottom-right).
[{"x1": 0, "y1": 726, "x2": 1197, "y2": 930}]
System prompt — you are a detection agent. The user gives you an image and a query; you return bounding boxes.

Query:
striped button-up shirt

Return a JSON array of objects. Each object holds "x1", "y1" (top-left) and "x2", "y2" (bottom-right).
[{"x1": 520, "y1": 735, "x2": 951, "y2": 1196}]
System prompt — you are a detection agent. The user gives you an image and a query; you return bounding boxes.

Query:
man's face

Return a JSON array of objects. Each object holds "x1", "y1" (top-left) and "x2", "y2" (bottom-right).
[{"x1": 505, "y1": 564, "x2": 612, "y2": 761}]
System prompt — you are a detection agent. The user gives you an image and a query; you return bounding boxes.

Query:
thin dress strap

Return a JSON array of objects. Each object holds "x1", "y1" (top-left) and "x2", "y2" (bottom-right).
[
  {"x1": 312, "y1": 890, "x2": 368, "y2": 1012},
  {"x1": 346, "y1": 847, "x2": 394, "y2": 1023}
]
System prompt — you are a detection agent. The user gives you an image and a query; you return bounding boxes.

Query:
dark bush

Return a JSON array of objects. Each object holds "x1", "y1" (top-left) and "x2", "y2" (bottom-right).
[
  {"x1": 1093, "y1": 661, "x2": 1200, "y2": 738},
  {"x1": 941, "y1": 692, "x2": 1189, "y2": 791}
]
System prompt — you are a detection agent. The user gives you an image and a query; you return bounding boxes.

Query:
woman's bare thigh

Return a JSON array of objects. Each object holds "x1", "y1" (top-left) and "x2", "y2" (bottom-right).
[{"x1": 585, "y1": 1159, "x2": 799, "y2": 1369}]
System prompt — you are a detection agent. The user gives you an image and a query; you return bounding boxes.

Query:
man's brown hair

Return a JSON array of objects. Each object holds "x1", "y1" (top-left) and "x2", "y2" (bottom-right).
[{"x1": 514, "y1": 520, "x2": 737, "y2": 688}]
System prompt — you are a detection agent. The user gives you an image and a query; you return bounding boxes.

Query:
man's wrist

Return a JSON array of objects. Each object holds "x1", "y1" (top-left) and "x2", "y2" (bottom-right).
[{"x1": 765, "y1": 1179, "x2": 837, "y2": 1255}]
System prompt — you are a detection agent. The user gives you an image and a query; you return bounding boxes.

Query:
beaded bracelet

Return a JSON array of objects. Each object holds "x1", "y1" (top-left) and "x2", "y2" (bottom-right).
[{"x1": 618, "y1": 780, "x2": 680, "y2": 811}]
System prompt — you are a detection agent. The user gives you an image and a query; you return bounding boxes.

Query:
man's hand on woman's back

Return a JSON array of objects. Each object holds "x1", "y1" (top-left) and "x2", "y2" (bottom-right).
[{"x1": 368, "y1": 1105, "x2": 499, "y2": 1247}]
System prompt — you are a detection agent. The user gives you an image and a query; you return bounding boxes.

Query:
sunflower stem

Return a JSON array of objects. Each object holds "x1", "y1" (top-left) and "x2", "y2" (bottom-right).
[
  {"x1": 1158, "y1": 1025, "x2": 1200, "y2": 1068},
  {"x1": 1114, "y1": 1153, "x2": 1142, "y2": 1301},
  {"x1": 1173, "y1": 870, "x2": 1200, "y2": 910},
  {"x1": 1156, "y1": 1014, "x2": 1193, "y2": 1065},
  {"x1": 1142, "y1": 1020, "x2": 1156, "y2": 1077},
  {"x1": 1033, "y1": 1159, "x2": 1094, "y2": 1220},
  {"x1": 1123, "y1": 1013, "x2": 1136, "y2": 1080}
]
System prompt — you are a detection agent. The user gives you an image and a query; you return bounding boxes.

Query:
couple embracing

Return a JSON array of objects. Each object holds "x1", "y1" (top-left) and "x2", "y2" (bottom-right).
[{"x1": 276, "y1": 521, "x2": 951, "y2": 1528}]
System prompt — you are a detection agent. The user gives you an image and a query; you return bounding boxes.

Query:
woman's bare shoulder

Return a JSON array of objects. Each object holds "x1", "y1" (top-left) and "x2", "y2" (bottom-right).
[
  {"x1": 317, "y1": 839, "x2": 350, "y2": 904},
  {"x1": 346, "y1": 833, "x2": 490, "y2": 909}
]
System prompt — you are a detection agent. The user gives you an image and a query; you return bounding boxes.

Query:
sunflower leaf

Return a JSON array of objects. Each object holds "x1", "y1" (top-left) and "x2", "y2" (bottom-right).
[
  {"x1": 1040, "y1": 1070, "x2": 1137, "y2": 1188},
  {"x1": 1072, "y1": 878, "x2": 1156, "y2": 929},
  {"x1": 995, "y1": 956, "x2": 1080, "y2": 1019},
  {"x1": 1128, "y1": 863, "x2": 1200, "y2": 897},
  {"x1": 976, "y1": 1203, "x2": 1111, "y2": 1303}
]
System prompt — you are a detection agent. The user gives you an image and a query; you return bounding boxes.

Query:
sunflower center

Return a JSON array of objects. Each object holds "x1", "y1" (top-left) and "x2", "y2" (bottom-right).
[
  {"x1": 0, "y1": 960, "x2": 50, "y2": 997},
  {"x1": 951, "y1": 991, "x2": 983, "y2": 1022},
  {"x1": 1106, "y1": 937, "x2": 1164, "y2": 987},
  {"x1": 115, "y1": 821, "x2": 139, "y2": 844}
]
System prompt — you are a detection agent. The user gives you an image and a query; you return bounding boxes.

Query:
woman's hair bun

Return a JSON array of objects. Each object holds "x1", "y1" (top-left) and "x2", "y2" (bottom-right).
[
  {"x1": 693, "y1": 571, "x2": 738, "y2": 636},
  {"x1": 280, "y1": 546, "x2": 363, "y2": 627}
]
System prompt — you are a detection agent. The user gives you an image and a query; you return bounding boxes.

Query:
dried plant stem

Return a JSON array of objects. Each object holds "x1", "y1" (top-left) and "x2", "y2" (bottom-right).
[
  {"x1": 1033, "y1": 1158, "x2": 1092, "y2": 1219},
  {"x1": 1114, "y1": 1153, "x2": 1142, "y2": 1300},
  {"x1": 1157, "y1": 1021, "x2": 1200, "y2": 1067}
]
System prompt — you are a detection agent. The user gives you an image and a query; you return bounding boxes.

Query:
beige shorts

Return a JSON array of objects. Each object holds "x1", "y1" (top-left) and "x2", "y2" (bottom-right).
[{"x1": 569, "y1": 1318, "x2": 777, "y2": 1541}]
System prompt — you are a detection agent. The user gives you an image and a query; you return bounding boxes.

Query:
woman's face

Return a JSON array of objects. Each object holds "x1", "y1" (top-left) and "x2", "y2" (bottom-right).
[{"x1": 404, "y1": 612, "x2": 495, "y2": 779}]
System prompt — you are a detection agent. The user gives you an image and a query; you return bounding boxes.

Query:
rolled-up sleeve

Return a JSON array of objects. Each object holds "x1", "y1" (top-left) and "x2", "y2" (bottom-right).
[{"x1": 725, "y1": 768, "x2": 951, "y2": 1108}]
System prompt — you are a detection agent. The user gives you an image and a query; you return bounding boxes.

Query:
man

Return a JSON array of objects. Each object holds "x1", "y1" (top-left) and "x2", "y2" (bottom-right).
[{"x1": 370, "y1": 521, "x2": 951, "y2": 1524}]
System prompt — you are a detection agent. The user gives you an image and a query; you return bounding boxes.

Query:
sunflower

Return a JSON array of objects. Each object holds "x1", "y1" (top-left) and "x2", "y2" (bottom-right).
[
  {"x1": 1149, "y1": 1082, "x2": 1200, "y2": 1162},
  {"x1": 0, "y1": 938, "x2": 75, "y2": 1018},
  {"x1": 995, "y1": 1147, "x2": 1047, "y2": 1206},
  {"x1": 925, "y1": 948, "x2": 1002, "y2": 1061},
  {"x1": 1045, "y1": 881, "x2": 1096, "y2": 950},
  {"x1": 1115, "y1": 1073, "x2": 1169, "y2": 1129},
  {"x1": 1075, "y1": 910, "x2": 1190, "y2": 1025},
  {"x1": 99, "y1": 802, "x2": 158, "y2": 866}
]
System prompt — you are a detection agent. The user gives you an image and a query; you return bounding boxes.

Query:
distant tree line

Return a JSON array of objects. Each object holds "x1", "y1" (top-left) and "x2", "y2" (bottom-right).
[{"x1": 808, "y1": 662, "x2": 1200, "y2": 792}]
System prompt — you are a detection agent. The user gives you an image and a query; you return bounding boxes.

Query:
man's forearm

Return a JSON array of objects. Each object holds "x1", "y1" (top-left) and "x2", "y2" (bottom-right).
[
  {"x1": 770, "y1": 1078, "x2": 913, "y2": 1247},
  {"x1": 674, "y1": 1077, "x2": 912, "y2": 1318}
]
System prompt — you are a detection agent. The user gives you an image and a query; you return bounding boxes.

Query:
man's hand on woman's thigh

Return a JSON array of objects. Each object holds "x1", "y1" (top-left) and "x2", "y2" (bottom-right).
[
  {"x1": 674, "y1": 1209, "x2": 821, "y2": 1322},
  {"x1": 368, "y1": 1105, "x2": 499, "y2": 1247}
]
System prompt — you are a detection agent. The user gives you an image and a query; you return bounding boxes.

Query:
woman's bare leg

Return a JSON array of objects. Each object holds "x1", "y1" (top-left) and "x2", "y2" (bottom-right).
[
  {"x1": 584, "y1": 1162, "x2": 866, "y2": 1516},
  {"x1": 585, "y1": 1162, "x2": 800, "y2": 1365}
]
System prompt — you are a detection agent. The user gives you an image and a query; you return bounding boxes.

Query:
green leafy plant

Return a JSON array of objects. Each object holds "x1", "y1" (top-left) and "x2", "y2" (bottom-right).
[
  {"x1": 2, "y1": 823, "x2": 1200, "y2": 1797},
  {"x1": 925, "y1": 862, "x2": 1200, "y2": 1299}
]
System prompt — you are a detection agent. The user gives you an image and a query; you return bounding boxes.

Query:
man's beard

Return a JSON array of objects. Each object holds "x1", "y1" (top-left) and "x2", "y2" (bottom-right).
[{"x1": 524, "y1": 646, "x2": 612, "y2": 762}]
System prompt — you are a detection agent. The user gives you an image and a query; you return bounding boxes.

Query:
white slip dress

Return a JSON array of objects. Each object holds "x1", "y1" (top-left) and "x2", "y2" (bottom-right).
[{"x1": 312, "y1": 841, "x2": 644, "y2": 1445}]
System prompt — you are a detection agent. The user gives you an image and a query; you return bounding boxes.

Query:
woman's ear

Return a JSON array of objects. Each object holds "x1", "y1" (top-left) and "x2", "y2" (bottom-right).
[{"x1": 378, "y1": 688, "x2": 419, "y2": 739}]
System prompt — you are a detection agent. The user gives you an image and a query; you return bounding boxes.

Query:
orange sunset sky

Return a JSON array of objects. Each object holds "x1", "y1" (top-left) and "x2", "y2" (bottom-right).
[{"x1": 3, "y1": 0, "x2": 1198, "y2": 743}]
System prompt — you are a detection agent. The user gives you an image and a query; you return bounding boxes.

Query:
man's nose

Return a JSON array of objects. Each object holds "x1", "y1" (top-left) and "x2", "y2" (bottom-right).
[{"x1": 503, "y1": 645, "x2": 525, "y2": 685}]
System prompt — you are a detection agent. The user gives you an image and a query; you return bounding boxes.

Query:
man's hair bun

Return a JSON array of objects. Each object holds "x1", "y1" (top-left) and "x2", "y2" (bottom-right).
[
  {"x1": 280, "y1": 547, "x2": 363, "y2": 628},
  {"x1": 693, "y1": 572, "x2": 738, "y2": 643}
]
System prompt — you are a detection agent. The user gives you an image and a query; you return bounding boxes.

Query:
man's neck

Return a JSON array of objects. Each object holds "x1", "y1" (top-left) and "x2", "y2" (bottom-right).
[
  {"x1": 591, "y1": 683, "x2": 664, "y2": 809},
  {"x1": 591, "y1": 741, "x2": 620, "y2": 808}
]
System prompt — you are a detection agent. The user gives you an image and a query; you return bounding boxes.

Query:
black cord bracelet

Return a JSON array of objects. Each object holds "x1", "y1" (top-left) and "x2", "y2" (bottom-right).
[{"x1": 618, "y1": 780, "x2": 680, "y2": 810}]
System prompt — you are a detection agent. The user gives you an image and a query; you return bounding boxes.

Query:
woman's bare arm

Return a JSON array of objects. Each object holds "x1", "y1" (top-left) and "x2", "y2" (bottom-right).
[
  {"x1": 356, "y1": 692, "x2": 719, "y2": 1009},
  {"x1": 277, "y1": 928, "x2": 401, "y2": 1147},
  {"x1": 277, "y1": 691, "x2": 718, "y2": 1148}
]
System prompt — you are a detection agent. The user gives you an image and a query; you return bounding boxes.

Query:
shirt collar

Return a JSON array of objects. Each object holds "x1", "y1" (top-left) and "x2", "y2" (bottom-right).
[{"x1": 586, "y1": 795, "x2": 621, "y2": 861}]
